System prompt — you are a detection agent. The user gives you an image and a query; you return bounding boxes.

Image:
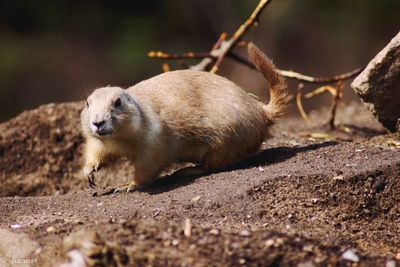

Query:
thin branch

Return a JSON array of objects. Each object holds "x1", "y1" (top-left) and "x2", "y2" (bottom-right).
[
  {"x1": 147, "y1": 0, "x2": 362, "y2": 84},
  {"x1": 304, "y1": 86, "x2": 336, "y2": 98},
  {"x1": 187, "y1": 0, "x2": 273, "y2": 72},
  {"x1": 148, "y1": 51, "x2": 214, "y2": 60},
  {"x1": 210, "y1": 0, "x2": 274, "y2": 73},
  {"x1": 279, "y1": 67, "x2": 363, "y2": 84},
  {"x1": 211, "y1": 32, "x2": 228, "y2": 50},
  {"x1": 150, "y1": 48, "x2": 362, "y2": 84},
  {"x1": 227, "y1": 50, "x2": 363, "y2": 84},
  {"x1": 190, "y1": 33, "x2": 230, "y2": 71},
  {"x1": 162, "y1": 63, "x2": 171, "y2": 72},
  {"x1": 295, "y1": 83, "x2": 311, "y2": 124},
  {"x1": 328, "y1": 80, "x2": 344, "y2": 130}
]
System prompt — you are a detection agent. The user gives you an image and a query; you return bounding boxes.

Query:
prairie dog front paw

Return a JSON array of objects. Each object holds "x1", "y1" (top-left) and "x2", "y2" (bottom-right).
[
  {"x1": 83, "y1": 161, "x2": 100, "y2": 176},
  {"x1": 83, "y1": 161, "x2": 101, "y2": 188}
]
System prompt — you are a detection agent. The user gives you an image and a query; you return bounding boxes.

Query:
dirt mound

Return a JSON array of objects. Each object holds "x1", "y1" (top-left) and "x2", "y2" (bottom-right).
[
  {"x1": 0, "y1": 101, "x2": 399, "y2": 266},
  {"x1": 0, "y1": 102, "x2": 83, "y2": 196},
  {"x1": 0, "y1": 102, "x2": 134, "y2": 197}
]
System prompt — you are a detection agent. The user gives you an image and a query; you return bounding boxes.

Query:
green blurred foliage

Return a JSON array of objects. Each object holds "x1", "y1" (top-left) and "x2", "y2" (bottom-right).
[{"x1": 0, "y1": 0, "x2": 398, "y2": 120}]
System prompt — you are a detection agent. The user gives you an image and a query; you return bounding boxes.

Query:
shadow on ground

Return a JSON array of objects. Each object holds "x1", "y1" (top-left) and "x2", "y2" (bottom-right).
[{"x1": 145, "y1": 141, "x2": 338, "y2": 194}]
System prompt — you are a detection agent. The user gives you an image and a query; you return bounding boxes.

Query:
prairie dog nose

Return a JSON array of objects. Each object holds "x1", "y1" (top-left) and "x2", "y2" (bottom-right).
[{"x1": 92, "y1": 120, "x2": 105, "y2": 129}]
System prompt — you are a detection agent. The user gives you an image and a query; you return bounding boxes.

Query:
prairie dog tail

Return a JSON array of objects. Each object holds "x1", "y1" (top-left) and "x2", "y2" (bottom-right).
[{"x1": 247, "y1": 42, "x2": 288, "y2": 121}]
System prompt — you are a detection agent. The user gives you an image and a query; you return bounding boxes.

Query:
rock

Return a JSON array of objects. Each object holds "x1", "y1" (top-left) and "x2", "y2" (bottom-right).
[
  {"x1": 332, "y1": 175, "x2": 344, "y2": 181},
  {"x1": 46, "y1": 226, "x2": 56, "y2": 233},
  {"x1": 341, "y1": 249, "x2": 360, "y2": 262},
  {"x1": 351, "y1": 31, "x2": 400, "y2": 132},
  {"x1": 191, "y1": 195, "x2": 201, "y2": 202},
  {"x1": 209, "y1": 229, "x2": 220, "y2": 235},
  {"x1": 264, "y1": 239, "x2": 275, "y2": 248},
  {"x1": 10, "y1": 224, "x2": 22, "y2": 229},
  {"x1": 239, "y1": 229, "x2": 252, "y2": 237}
]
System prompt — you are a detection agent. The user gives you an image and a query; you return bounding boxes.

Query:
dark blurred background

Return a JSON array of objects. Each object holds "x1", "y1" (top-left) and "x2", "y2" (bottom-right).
[{"x1": 0, "y1": 0, "x2": 399, "y2": 121}]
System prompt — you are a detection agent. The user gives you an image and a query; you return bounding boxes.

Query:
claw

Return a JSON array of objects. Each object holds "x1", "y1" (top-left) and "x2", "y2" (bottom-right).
[
  {"x1": 88, "y1": 173, "x2": 97, "y2": 188},
  {"x1": 92, "y1": 187, "x2": 113, "y2": 197},
  {"x1": 91, "y1": 182, "x2": 137, "y2": 197},
  {"x1": 111, "y1": 182, "x2": 137, "y2": 195},
  {"x1": 112, "y1": 188, "x2": 123, "y2": 194},
  {"x1": 84, "y1": 162, "x2": 100, "y2": 189},
  {"x1": 94, "y1": 164, "x2": 101, "y2": 172}
]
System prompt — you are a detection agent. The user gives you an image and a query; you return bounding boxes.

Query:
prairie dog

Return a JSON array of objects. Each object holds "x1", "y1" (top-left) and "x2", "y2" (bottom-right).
[{"x1": 81, "y1": 43, "x2": 288, "y2": 192}]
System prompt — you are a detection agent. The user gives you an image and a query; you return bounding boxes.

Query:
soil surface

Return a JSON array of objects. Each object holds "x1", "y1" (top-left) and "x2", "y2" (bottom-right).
[{"x1": 0, "y1": 101, "x2": 399, "y2": 267}]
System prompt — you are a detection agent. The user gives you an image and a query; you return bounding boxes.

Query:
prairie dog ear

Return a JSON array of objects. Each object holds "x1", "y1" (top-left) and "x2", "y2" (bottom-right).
[
  {"x1": 123, "y1": 92, "x2": 137, "y2": 105},
  {"x1": 122, "y1": 92, "x2": 133, "y2": 101}
]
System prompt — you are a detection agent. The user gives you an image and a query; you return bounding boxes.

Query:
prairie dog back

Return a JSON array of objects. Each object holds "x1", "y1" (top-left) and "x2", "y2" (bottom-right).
[{"x1": 127, "y1": 70, "x2": 269, "y2": 147}]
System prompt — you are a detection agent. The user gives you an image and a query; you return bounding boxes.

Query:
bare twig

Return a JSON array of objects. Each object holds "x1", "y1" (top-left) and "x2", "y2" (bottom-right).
[
  {"x1": 296, "y1": 81, "x2": 346, "y2": 128},
  {"x1": 162, "y1": 63, "x2": 171, "y2": 72},
  {"x1": 209, "y1": 0, "x2": 274, "y2": 73},
  {"x1": 189, "y1": 33, "x2": 229, "y2": 71},
  {"x1": 188, "y1": 0, "x2": 274, "y2": 72},
  {"x1": 151, "y1": 49, "x2": 363, "y2": 84},
  {"x1": 148, "y1": 51, "x2": 213, "y2": 60},
  {"x1": 295, "y1": 83, "x2": 311, "y2": 124},
  {"x1": 148, "y1": 0, "x2": 362, "y2": 84},
  {"x1": 211, "y1": 32, "x2": 228, "y2": 50},
  {"x1": 329, "y1": 80, "x2": 344, "y2": 129},
  {"x1": 228, "y1": 51, "x2": 363, "y2": 83},
  {"x1": 304, "y1": 86, "x2": 336, "y2": 98},
  {"x1": 279, "y1": 67, "x2": 363, "y2": 84}
]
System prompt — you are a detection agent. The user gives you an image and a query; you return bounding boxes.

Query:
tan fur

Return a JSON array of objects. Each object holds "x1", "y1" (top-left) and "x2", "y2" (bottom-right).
[
  {"x1": 247, "y1": 42, "x2": 289, "y2": 119},
  {"x1": 81, "y1": 43, "x2": 288, "y2": 190}
]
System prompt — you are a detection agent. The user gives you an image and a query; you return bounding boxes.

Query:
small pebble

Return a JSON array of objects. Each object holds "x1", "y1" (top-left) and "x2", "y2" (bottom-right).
[
  {"x1": 191, "y1": 196, "x2": 201, "y2": 202},
  {"x1": 303, "y1": 245, "x2": 314, "y2": 252},
  {"x1": 209, "y1": 229, "x2": 219, "y2": 235},
  {"x1": 46, "y1": 226, "x2": 56, "y2": 233},
  {"x1": 239, "y1": 229, "x2": 251, "y2": 237},
  {"x1": 10, "y1": 224, "x2": 22, "y2": 229},
  {"x1": 332, "y1": 175, "x2": 344, "y2": 181},
  {"x1": 265, "y1": 239, "x2": 274, "y2": 247},
  {"x1": 341, "y1": 249, "x2": 359, "y2": 262}
]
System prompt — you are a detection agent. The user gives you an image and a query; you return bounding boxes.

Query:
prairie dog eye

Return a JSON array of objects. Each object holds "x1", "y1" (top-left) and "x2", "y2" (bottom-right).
[
  {"x1": 86, "y1": 101, "x2": 89, "y2": 108},
  {"x1": 114, "y1": 98, "x2": 122, "y2": 107}
]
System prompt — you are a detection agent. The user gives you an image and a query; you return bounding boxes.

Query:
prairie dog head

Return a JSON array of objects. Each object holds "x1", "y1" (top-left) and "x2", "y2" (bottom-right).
[{"x1": 81, "y1": 86, "x2": 142, "y2": 138}]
